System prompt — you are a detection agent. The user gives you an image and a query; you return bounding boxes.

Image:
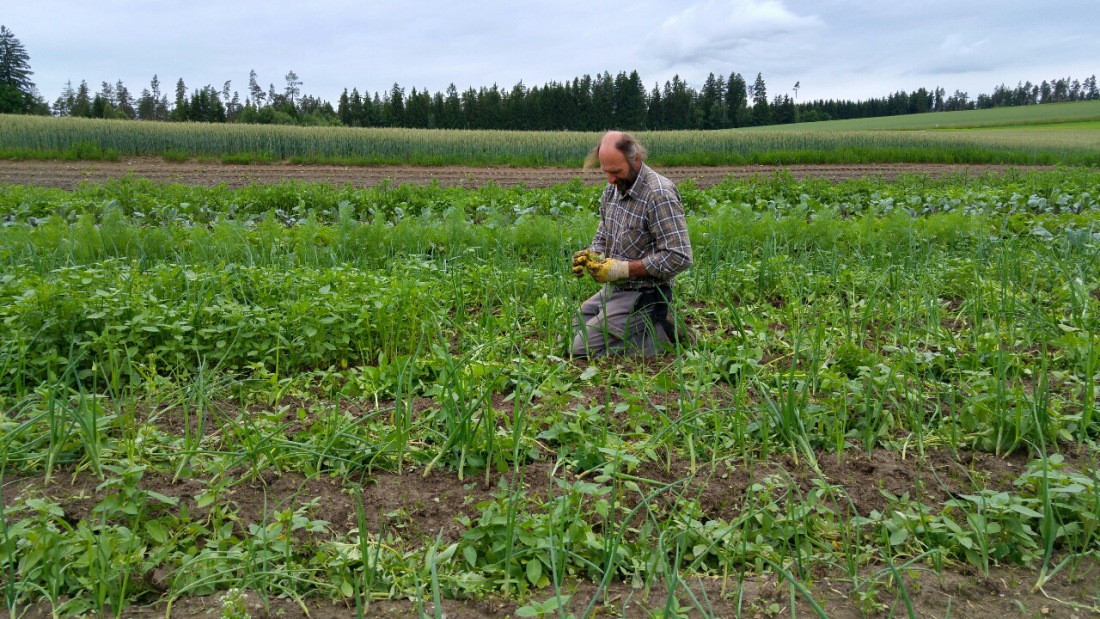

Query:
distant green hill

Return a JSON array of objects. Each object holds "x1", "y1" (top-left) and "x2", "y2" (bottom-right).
[{"x1": 753, "y1": 100, "x2": 1100, "y2": 131}]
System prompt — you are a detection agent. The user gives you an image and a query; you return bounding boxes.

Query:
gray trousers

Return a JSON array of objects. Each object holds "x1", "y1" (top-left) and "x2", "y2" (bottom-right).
[{"x1": 570, "y1": 285, "x2": 670, "y2": 358}]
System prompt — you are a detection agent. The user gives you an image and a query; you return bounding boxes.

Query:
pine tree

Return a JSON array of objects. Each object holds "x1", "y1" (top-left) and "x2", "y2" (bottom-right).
[
  {"x1": 405, "y1": 87, "x2": 430, "y2": 128},
  {"x1": 0, "y1": 25, "x2": 38, "y2": 113},
  {"x1": 1085, "y1": 75, "x2": 1099, "y2": 100},
  {"x1": 699, "y1": 73, "x2": 729, "y2": 129},
  {"x1": 431, "y1": 91, "x2": 446, "y2": 129},
  {"x1": 725, "y1": 72, "x2": 747, "y2": 127},
  {"x1": 590, "y1": 72, "x2": 614, "y2": 130},
  {"x1": 385, "y1": 83, "x2": 405, "y2": 127},
  {"x1": 663, "y1": 75, "x2": 693, "y2": 130},
  {"x1": 284, "y1": 70, "x2": 301, "y2": 106},
  {"x1": 337, "y1": 89, "x2": 351, "y2": 125},
  {"x1": 612, "y1": 71, "x2": 646, "y2": 130},
  {"x1": 751, "y1": 73, "x2": 770, "y2": 125},
  {"x1": 349, "y1": 88, "x2": 366, "y2": 126},
  {"x1": 189, "y1": 85, "x2": 226, "y2": 123},
  {"x1": 90, "y1": 94, "x2": 109, "y2": 119},
  {"x1": 139, "y1": 75, "x2": 169, "y2": 120},
  {"x1": 228, "y1": 91, "x2": 241, "y2": 122},
  {"x1": 647, "y1": 83, "x2": 664, "y2": 130},
  {"x1": 137, "y1": 87, "x2": 156, "y2": 120},
  {"x1": 248, "y1": 70, "x2": 266, "y2": 107},
  {"x1": 52, "y1": 80, "x2": 76, "y2": 116},
  {"x1": 116, "y1": 80, "x2": 136, "y2": 119},
  {"x1": 481, "y1": 84, "x2": 503, "y2": 129},
  {"x1": 170, "y1": 78, "x2": 189, "y2": 121},
  {"x1": 72, "y1": 80, "x2": 92, "y2": 117},
  {"x1": 443, "y1": 84, "x2": 461, "y2": 129},
  {"x1": 770, "y1": 94, "x2": 795, "y2": 124}
]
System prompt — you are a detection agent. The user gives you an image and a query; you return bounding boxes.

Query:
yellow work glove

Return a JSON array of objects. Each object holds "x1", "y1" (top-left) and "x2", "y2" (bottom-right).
[
  {"x1": 586, "y1": 256, "x2": 630, "y2": 283},
  {"x1": 571, "y1": 249, "x2": 592, "y2": 278}
]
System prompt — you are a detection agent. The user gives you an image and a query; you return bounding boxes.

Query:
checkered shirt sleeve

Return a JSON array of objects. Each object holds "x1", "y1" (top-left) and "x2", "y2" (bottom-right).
[{"x1": 589, "y1": 165, "x2": 693, "y2": 287}]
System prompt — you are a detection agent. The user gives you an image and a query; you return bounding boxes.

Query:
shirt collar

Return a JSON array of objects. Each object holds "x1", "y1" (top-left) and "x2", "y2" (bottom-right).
[{"x1": 618, "y1": 164, "x2": 648, "y2": 201}]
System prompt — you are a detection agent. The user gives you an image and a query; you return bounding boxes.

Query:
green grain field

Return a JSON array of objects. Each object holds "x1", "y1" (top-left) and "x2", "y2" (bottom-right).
[{"x1": 2, "y1": 101, "x2": 1099, "y2": 167}]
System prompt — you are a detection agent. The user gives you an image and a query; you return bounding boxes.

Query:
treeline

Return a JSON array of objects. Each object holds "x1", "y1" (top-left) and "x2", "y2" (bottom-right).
[
  {"x1": 48, "y1": 70, "x2": 335, "y2": 126},
  {"x1": 337, "y1": 72, "x2": 1099, "y2": 129},
  {"x1": 801, "y1": 77, "x2": 1100, "y2": 121},
  {"x1": 45, "y1": 69, "x2": 1100, "y2": 131}
]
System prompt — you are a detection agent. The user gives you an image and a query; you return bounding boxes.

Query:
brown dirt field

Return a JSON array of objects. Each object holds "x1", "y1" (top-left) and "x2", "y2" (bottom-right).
[
  {"x1": 0, "y1": 158, "x2": 1054, "y2": 190},
  {"x1": 6, "y1": 441, "x2": 1100, "y2": 619}
]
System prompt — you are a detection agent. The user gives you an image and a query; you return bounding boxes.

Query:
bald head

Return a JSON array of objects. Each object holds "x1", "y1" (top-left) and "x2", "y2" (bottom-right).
[
  {"x1": 598, "y1": 131, "x2": 626, "y2": 158},
  {"x1": 585, "y1": 131, "x2": 648, "y2": 169},
  {"x1": 587, "y1": 131, "x2": 648, "y2": 193}
]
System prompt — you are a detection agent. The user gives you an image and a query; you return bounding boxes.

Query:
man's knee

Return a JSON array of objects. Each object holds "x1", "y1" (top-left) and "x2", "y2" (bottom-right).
[{"x1": 571, "y1": 329, "x2": 606, "y2": 358}]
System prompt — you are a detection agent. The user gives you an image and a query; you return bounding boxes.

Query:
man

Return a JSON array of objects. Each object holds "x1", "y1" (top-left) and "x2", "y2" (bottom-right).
[{"x1": 570, "y1": 131, "x2": 693, "y2": 357}]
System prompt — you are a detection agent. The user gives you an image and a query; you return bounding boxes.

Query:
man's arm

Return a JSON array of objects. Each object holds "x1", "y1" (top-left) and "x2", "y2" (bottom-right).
[{"x1": 639, "y1": 187, "x2": 693, "y2": 279}]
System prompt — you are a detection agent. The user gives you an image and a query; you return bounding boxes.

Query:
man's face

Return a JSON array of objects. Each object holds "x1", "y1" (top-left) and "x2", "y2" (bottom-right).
[{"x1": 600, "y1": 149, "x2": 639, "y2": 194}]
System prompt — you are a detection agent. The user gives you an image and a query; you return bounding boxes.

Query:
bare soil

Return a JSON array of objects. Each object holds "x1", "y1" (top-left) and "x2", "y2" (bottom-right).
[
  {"x1": 0, "y1": 158, "x2": 1054, "y2": 190},
  {"x1": 6, "y1": 443, "x2": 1099, "y2": 619}
]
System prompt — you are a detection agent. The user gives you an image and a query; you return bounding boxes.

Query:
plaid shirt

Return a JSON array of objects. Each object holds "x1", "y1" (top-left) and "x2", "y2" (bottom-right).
[{"x1": 590, "y1": 164, "x2": 693, "y2": 290}]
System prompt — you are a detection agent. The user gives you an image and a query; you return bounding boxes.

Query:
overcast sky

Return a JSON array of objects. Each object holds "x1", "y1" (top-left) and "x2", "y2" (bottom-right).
[{"x1": 7, "y1": 0, "x2": 1098, "y2": 108}]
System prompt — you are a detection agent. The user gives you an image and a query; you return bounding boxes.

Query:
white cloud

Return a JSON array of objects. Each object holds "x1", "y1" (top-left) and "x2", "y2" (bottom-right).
[
  {"x1": 649, "y1": 0, "x2": 822, "y2": 66},
  {"x1": 5, "y1": 0, "x2": 1097, "y2": 107},
  {"x1": 938, "y1": 34, "x2": 990, "y2": 58},
  {"x1": 919, "y1": 34, "x2": 998, "y2": 75}
]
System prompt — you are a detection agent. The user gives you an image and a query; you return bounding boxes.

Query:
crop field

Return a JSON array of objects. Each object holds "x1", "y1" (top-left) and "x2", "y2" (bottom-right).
[
  {"x1": 1, "y1": 162, "x2": 1099, "y2": 619},
  {"x1": 2, "y1": 101, "x2": 1100, "y2": 169}
]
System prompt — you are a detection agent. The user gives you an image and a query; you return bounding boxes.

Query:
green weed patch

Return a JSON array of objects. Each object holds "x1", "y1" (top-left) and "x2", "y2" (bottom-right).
[{"x1": 2, "y1": 168, "x2": 1099, "y2": 616}]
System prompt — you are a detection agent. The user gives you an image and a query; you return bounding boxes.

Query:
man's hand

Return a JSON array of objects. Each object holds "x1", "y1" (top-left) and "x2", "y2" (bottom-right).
[
  {"x1": 572, "y1": 249, "x2": 592, "y2": 278},
  {"x1": 586, "y1": 256, "x2": 630, "y2": 283}
]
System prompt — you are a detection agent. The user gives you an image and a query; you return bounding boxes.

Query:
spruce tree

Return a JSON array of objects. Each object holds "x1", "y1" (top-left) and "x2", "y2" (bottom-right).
[
  {"x1": 0, "y1": 25, "x2": 38, "y2": 113},
  {"x1": 721, "y1": 71, "x2": 748, "y2": 126},
  {"x1": 751, "y1": 73, "x2": 770, "y2": 125},
  {"x1": 53, "y1": 80, "x2": 76, "y2": 116},
  {"x1": 72, "y1": 80, "x2": 92, "y2": 118}
]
